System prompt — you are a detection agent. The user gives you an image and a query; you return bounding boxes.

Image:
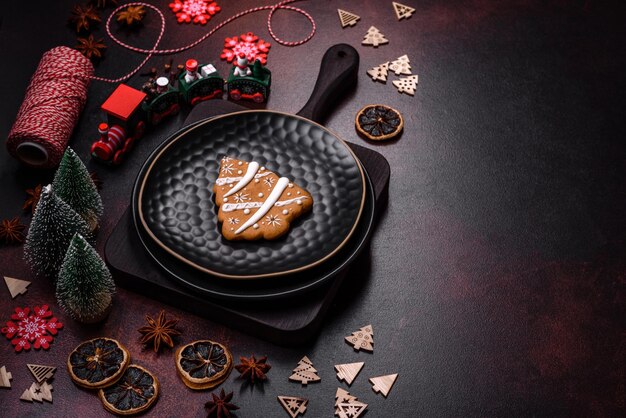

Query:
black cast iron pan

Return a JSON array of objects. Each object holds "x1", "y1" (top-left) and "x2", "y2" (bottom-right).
[{"x1": 133, "y1": 44, "x2": 363, "y2": 279}]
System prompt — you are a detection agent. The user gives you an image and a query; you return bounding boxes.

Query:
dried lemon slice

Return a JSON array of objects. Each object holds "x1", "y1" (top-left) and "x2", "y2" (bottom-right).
[
  {"x1": 67, "y1": 337, "x2": 130, "y2": 389},
  {"x1": 175, "y1": 340, "x2": 233, "y2": 390},
  {"x1": 99, "y1": 364, "x2": 159, "y2": 416},
  {"x1": 355, "y1": 104, "x2": 404, "y2": 141}
]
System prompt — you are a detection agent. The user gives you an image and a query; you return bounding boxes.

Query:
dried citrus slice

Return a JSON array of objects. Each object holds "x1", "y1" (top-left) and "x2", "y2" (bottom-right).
[
  {"x1": 99, "y1": 364, "x2": 159, "y2": 416},
  {"x1": 67, "y1": 337, "x2": 130, "y2": 389},
  {"x1": 355, "y1": 104, "x2": 404, "y2": 141},
  {"x1": 175, "y1": 340, "x2": 233, "y2": 390}
]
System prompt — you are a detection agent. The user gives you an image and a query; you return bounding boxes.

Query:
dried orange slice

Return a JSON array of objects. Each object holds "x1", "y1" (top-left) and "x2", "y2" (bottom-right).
[
  {"x1": 99, "y1": 364, "x2": 159, "y2": 416},
  {"x1": 355, "y1": 104, "x2": 404, "y2": 141},
  {"x1": 175, "y1": 340, "x2": 233, "y2": 390},
  {"x1": 67, "y1": 337, "x2": 130, "y2": 389}
]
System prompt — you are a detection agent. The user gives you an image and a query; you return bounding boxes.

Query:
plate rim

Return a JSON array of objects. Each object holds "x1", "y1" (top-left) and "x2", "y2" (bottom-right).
[{"x1": 134, "y1": 110, "x2": 366, "y2": 280}]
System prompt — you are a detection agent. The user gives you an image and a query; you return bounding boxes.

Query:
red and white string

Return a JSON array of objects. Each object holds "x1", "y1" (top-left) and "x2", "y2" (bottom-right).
[{"x1": 92, "y1": 0, "x2": 316, "y2": 83}]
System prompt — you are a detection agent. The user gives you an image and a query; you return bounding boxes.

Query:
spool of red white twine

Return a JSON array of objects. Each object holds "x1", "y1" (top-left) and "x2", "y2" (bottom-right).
[{"x1": 7, "y1": 46, "x2": 94, "y2": 169}]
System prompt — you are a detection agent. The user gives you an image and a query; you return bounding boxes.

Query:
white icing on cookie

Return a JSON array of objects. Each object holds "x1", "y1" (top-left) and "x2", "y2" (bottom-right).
[
  {"x1": 235, "y1": 177, "x2": 289, "y2": 234},
  {"x1": 215, "y1": 171, "x2": 270, "y2": 186},
  {"x1": 224, "y1": 162, "x2": 259, "y2": 198}
]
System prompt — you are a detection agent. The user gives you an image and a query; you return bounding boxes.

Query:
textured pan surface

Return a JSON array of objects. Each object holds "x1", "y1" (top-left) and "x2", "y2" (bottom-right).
[
  {"x1": 135, "y1": 111, "x2": 365, "y2": 279},
  {"x1": 134, "y1": 166, "x2": 375, "y2": 300}
]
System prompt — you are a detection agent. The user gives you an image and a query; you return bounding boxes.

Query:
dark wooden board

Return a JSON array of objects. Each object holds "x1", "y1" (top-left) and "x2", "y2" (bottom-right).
[{"x1": 105, "y1": 101, "x2": 390, "y2": 345}]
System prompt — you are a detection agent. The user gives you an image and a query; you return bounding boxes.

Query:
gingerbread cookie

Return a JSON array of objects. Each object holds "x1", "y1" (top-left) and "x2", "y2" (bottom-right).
[{"x1": 213, "y1": 157, "x2": 313, "y2": 240}]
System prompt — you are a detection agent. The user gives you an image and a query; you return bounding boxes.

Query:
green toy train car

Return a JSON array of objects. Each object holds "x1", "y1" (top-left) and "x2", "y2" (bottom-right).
[{"x1": 227, "y1": 60, "x2": 271, "y2": 103}]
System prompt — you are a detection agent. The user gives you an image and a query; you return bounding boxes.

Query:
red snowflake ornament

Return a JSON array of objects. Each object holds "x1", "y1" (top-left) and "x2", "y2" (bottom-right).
[
  {"x1": 169, "y1": 0, "x2": 220, "y2": 25},
  {"x1": 1, "y1": 305, "x2": 63, "y2": 353},
  {"x1": 221, "y1": 32, "x2": 271, "y2": 65}
]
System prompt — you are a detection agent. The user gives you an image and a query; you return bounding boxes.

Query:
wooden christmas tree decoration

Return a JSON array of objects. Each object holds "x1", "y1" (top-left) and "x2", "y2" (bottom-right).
[
  {"x1": 362, "y1": 26, "x2": 389, "y2": 47},
  {"x1": 288, "y1": 356, "x2": 321, "y2": 385},
  {"x1": 337, "y1": 9, "x2": 360, "y2": 28},
  {"x1": 20, "y1": 381, "x2": 53, "y2": 402},
  {"x1": 336, "y1": 401, "x2": 368, "y2": 418},
  {"x1": 27, "y1": 364, "x2": 56, "y2": 384},
  {"x1": 389, "y1": 55, "x2": 412, "y2": 75},
  {"x1": 393, "y1": 75, "x2": 419, "y2": 95},
  {"x1": 0, "y1": 366, "x2": 12, "y2": 388},
  {"x1": 335, "y1": 388, "x2": 357, "y2": 407},
  {"x1": 4, "y1": 276, "x2": 30, "y2": 299},
  {"x1": 344, "y1": 325, "x2": 374, "y2": 352},
  {"x1": 335, "y1": 362, "x2": 364, "y2": 386},
  {"x1": 392, "y1": 2, "x2": 416, "y2": 20},
  {"x1": 367, "y1": 62, "x2": 389, "y2": 82},
  {"x1": 369, "y1": 373, "x2": 398, "y2": 397},
  {"x1": 278, "y1": 395, "x2": 308, "y2": 417}
]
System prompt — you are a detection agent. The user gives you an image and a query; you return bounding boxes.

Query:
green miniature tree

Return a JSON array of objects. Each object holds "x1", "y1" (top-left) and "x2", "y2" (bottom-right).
[
  {"x1": 52, "y1": 147, "x2": 103, "y2": 230},
  {"x1": 56, "y1": 233, "x2": 115, "y2": 323},
  {"x1": 24, "y1": 185, "x2": 92, "y2": 278}
]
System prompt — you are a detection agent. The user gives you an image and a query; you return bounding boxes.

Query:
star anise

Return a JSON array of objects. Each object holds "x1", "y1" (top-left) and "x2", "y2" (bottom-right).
[
  {"x1": 234, "y1": 354, "x2": 271, "y2": 384},
  {"x1": 90, "y1": 0, "x2": 118, "y2": 9},
  {"x1": 76, "y1": 35, "x2": 107, "y2": 60},
  {"x1": 138, "y1": 310, "x2": 181, "y2": 353},
  {"x1": 205, "y1": 389, "x2": 239, "y2": 418},
  {"x1": 90, "y1": 172, "x2": 103, "y2": 191},
  {"x1": 68, "y1": 4, "x2": 101, "y2": 33},
  {"x1": 116, "y1": 5, "x2": 146, "y2": 25},
  {"x1": 23, "y1": 184, "x2": 43, "y2": 214},
  {"x1": 0, "y1": 217, "x2": 26, "y2": 244}
]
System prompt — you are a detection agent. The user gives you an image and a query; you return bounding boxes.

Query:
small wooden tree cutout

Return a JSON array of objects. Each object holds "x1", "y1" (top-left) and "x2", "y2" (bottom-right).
[
  {"x1": 0, "y1": 366, "x2": 12, "y2": 388},
  {"x1": 278, "y1": 395, "x2": 308, "y2": 417},
  {"x1": 336, "y1": 401, "x2": 368, "y2": 418},
  {"x1": 389, "y1": 55, "x2": 412, "y2": 75},
  {"x1": 4, "y1": 276, "x2": 30, "y2": 299},
  {"x1": 337, "y1": 9, "x2": 360, "y2": 28},
  {"x1": 335, "y1": 362, "x2": 364, "y2": 386},
  {"x1": 20, "y1": 381, "x2": 53, "y2": 403},
  {"x1": 369, "y1": 373, "x2": 398, "y2": 397},
  {"x1": 392, "y1": 2, "x2": 416, "y2": 20},
  {"x1": 335, "y1": 388, "x2": 358, "y2": 407},
  {"x1": 289, "y1": 356, "x2": 321, "y2": 385},
  {"x1": 27, "y1": 364, "x2": 56, "y2": 384},
  {"x1": 344, "y1": 325, "x2": 374, "y2": 352},
  {"x1": 362, "y1": 26, "x2": 389, "y2": 47},
  {"x1": 393, "y1": 75, "x2": 419, "y2": 95},
  {"x1": 367, "y1": 62, "x2": 389, "y2": 82}
]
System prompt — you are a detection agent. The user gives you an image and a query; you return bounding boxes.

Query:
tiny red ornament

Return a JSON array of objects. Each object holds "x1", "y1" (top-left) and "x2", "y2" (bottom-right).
[
  {"x1": 169, "y1": 0, "x2": 220, "y2": 25},
  {"x1": 1, "y1": 306, "x2": 63, "y2": 352},
  {"x1": 221, "y1": 32, "x2": 271, "y2": 65}
]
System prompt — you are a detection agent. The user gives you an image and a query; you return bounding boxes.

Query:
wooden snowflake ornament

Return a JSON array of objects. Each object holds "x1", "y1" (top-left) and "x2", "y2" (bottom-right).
[
  {"x1": 0, "y1": 366, "x2": 12, "y2": 388},
  {"x1": 393, "y1": 75, "x2": 419, "y2": 95},
  {"x1": 27, "y1": 364, "x2": 56, "y2": 384},
  {"x1": 362, "y1": 26, "x2": 389, "y2": 47},
  {"x1": 389, "y1": 55, "x2": 412, "y2": 75},
  {"x1": 1, "y1": 306, "x2": 63, "y2": 352},
  {"x1": 288, "y1": 356, "x2": 320, "y2": 385},
  {"x1": 367, "y1": 62, "x2": 390, "y2": 82},
  {"x1": 169, "y1": 0, "x2": 220, "y2": 25},
  {"x1": 335, "y1": 362, "x2": 364, "y2": 385},
  {"x1": 337, "y1": 9, "x2": 360, "y2": 28},
  {"x1": 393, "y1": 2, "x2": 416, "y2": 20},
  {"x1": 369, "y1": 373, "x2": 398, "y2": 397},
  {"x1": 278, "y1": 396, "x2": 308, "y2": 418},
  {"x1": 345, "y1": 325, "x2": 374, "y2": 352},
  {"x1": 4, "y1": 276, "x2": 30, "y2": 299}
]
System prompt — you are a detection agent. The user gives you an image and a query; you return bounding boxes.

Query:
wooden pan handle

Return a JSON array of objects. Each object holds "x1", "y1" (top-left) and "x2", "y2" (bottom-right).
[{"x1": 296, "y1": 44, "x2": 359, "y2": 123}]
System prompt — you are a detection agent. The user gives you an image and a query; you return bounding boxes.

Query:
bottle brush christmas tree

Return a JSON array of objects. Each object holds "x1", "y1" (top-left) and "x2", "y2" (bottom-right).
[
  {"x1": 24, "y1": 185, "x2": 92, "y2": 278},
  {"x1": 52, "y1": 147, "x2": 103, "y2": 231},
  {"x1": 56, "y1": 233, "x2": 115, "y2": 323}
]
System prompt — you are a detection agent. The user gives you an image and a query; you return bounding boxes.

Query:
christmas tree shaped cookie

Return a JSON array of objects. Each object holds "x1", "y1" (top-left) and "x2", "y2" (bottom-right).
[{"x1": 214, "y1": 157, "x2": 313, "y2": 241}]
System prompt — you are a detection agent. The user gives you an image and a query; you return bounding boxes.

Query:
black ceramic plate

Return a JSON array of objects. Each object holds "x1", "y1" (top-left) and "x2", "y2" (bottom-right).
[
  {"x1": 133, "y1": 164, "x2": 375, "y2": 300},
  {"x1": 133, "y1": 110, "x2": 366, "y2": 279}
]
